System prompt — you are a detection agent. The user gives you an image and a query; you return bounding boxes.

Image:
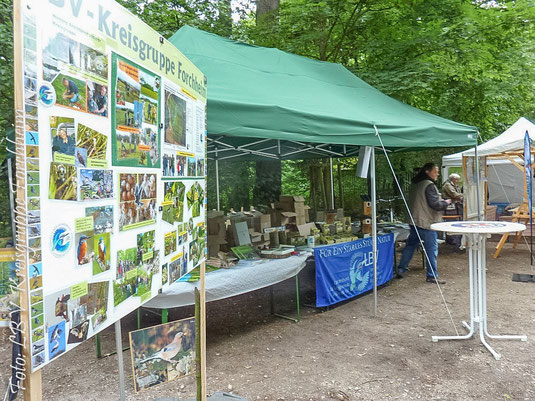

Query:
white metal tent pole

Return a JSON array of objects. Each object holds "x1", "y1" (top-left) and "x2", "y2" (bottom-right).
[
  {"x1": 329, "y1": 156, "x2": 335, "y2": 209},
  {"x1": 370, "y1": 148, "x2": 378, "y2": 317},
  {"x1": 215, "y1": 147, "x2": 220, "y2": 211},
  {"x1": 115, "y1": 320, "x2": 126, "y2": 401},
  {"x1": 475, "y1": 138, "x2": 481, "y2": 219}
]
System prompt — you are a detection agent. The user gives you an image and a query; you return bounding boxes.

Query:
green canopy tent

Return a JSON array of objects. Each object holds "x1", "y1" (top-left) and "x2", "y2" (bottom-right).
[
  {"x1": 168, "y1": 26, "x2": 480, "y2": 314},
  {"x1": 169, "y1": 25, "x2": 477, "y2": 162}
]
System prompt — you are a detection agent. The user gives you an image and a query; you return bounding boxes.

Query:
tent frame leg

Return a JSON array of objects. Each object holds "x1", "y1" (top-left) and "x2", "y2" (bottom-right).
[{"x1": 270, "y1": 275, "x2": 301, "y2": 323}]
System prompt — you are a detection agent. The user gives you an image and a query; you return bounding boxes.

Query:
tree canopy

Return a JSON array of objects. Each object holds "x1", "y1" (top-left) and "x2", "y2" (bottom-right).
[{"x1": 0, "y1": 0, "x2": 533, "y2": 217}]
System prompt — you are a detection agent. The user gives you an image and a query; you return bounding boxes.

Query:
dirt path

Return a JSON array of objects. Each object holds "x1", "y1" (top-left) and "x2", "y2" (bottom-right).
[{"x1": 1, "y1": 242, "x2": 535, "y2": 400}]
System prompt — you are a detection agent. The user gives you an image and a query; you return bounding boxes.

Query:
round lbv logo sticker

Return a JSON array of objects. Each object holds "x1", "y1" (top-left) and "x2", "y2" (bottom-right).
[
  {"x1": 51, "y1": 225, "x2": 72, "y2": 257},
  {"x1": 38, "y1": 82, "x2": 56, "y2": 107}
]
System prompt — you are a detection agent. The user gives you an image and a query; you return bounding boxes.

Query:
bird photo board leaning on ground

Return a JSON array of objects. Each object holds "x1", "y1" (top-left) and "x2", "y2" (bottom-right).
[
  {"x1": 129, "y1": 317, "x2": 196, "y2": 392},
  {"x1": 12, "y1": 0, "x2": 207, "y2": 378}
]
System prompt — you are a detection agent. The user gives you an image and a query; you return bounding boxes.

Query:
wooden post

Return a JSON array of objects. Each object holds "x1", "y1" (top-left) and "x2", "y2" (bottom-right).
[{"x1": 13, "y1": 0, "x2": 42, "y2": 399}]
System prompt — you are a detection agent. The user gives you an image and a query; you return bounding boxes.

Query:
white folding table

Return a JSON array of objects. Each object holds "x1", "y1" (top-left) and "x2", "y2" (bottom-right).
[{"x1": 430, "y1": 221, "x2": 527, "y2": 360}]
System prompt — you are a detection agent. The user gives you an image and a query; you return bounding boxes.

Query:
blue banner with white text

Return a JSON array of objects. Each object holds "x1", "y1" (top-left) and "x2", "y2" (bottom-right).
[{"x1": 314, "y1": 234, "x2": 394, "y2": 307}]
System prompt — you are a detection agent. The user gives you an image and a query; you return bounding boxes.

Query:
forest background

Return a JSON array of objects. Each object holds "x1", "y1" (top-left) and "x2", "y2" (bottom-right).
[{"x1": 0, "y1": 0, "x2": 534, "y2": 235}]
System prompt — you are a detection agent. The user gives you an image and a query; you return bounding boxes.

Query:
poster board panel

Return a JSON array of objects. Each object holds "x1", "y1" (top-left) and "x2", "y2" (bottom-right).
[{"x1": 15, "y1": 0, "x2": 207, "y2": 373}]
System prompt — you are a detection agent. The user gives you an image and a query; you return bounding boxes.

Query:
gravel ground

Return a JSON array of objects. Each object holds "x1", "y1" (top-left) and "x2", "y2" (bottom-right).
[{"x1": 1, "y1": 241, "x2": 535, "y2": 401}]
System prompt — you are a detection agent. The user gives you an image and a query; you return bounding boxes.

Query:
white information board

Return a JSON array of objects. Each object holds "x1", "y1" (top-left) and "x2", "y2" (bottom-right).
[{"x1": 15, "y1": 0, "x2": 207, "y2": 372}]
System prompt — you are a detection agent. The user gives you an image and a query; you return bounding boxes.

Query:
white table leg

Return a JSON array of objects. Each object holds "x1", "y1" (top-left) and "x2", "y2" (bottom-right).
[
  {"x1": 433, "y1": 233, "x2": 527, "y2": 358},
  {"x1": 432, "y1": 235, "x2": 476, "y2": 342},
  {"x1": 475, "y1": 235, "x2": 501, "y2": 360},
  {"x1": 462, "y1": 237, "x2": 477, "y2": 334},
  {"x1": 479, "y1": 235, "x2": 527, "y2": 342}
]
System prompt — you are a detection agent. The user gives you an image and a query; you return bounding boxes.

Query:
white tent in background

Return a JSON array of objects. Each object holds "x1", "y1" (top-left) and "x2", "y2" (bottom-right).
[{"x1": 442, "y1": 117, "x2": 535, "y2": 204}]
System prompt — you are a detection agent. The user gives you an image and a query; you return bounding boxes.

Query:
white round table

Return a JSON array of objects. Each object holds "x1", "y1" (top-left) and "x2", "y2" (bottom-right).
[{"x1": 430, "y1": 221, "x2": 527, "y2": 360}]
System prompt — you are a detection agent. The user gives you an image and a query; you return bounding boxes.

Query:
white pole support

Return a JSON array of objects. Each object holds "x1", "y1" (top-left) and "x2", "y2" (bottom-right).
[
  {"x1": 475, "y1": 140, "x2": 481, "y2": 220},
  {"x1": 115, "y1": 320, "x2": 126, "y2": 401},
  {"x1": 370, "y1": 148, "x2": 378, "y2": 317},
  {"x1": 215, "y1": 157, "x2": 220, "y2": 211},
  {"x1": 329, "y1": 156, "x2": 335, "y2": 209}
]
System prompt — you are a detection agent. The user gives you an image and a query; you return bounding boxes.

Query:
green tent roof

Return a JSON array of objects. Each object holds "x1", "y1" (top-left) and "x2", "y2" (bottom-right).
[{"x1": 169, "y1": 26, "x2": 477, "y2": 159}]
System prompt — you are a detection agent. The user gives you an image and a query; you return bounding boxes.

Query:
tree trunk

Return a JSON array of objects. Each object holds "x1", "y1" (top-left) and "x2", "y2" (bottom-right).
[
  {"x1": 253, "y1": 160, "x2": 281, "y2": 207},
  {"x1": 309, "y1": 164, "x2": 317, "y2": 213},
  {"x1": 219, "y1": 0, "x2": 233, "y2": 37},
  {"x1": 256, "y1": 0, "x2": 280, "y2": 24},
  {"x1": 337, "y1": 163, "x2": 344, "y2": 209},
  {"x1": 322, "y1": 162, "x2": 332, "y2": 210},
  {"x1": 252, "y1": 0, "x2": 281, "y2": 208}
]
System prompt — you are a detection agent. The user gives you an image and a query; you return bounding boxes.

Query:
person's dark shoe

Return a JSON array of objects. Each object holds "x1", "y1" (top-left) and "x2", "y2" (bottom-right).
[
  {"x1": 397, "y1": 270, "x2": 408, "y2": 279},
  {"x1": 426, "y1": 277, "x2": 446, "y2": 284}
]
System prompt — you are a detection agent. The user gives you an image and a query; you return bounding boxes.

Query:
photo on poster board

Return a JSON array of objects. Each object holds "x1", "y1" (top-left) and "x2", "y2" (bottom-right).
[
  {"x1": 116, "y1": 247, "x2": 137, "y2": 280},
  {"x1": 85, "y1": 205, "x2": 113, "y2": 234},
  {"x1": 67, "y1": 320, "x2": 89, "y2": 344},
  {"x1": 44, "y1": 288, "x2": 71, "y2": 327},
  {"x1": 76, "y1": 123, "x2": 108, "y2": 167},
  {"x1": 164, "y1": 231, "x2": 177, "y2": 256},
  {"x1": 86, "y1": 281, "x2": 109, "y2": 317},
  {"x1": 48, "y1": 321, "x2": 66, "y2": 360},
  {"x1": 189, "y1": 224, "x2": 206, "y2": 268},
  {"x1": 129, "y1": 317, "x2": 196, "y2": 392},
  {"x1": 87, "y1": 81, "x2": 108, "y2": 117},
  {"x1": 137, "y1": 230, "x2": 155, "y2": 261},
  {"x1": 164, "y1": 85, "x2": 187, "y2": 148},
  {"x1": 79, "y1": 169, "x2": 113, "y2": 200},
  {"x1": 86, "y1": 281, "x2": 109, "y2": 332},
  {"x1": 50, "y1": 116, "x2": 75, "y2": 164},
  {"x1": 42, "y1": 27, "x2": 108, "y2": 115},
  {"x1": 186, "y1": 181, "x2": 204, "y2": 218},
  {"x1": 111, "y1": 54, "x2": 161, "y2": 168},
  {"x1": 161, "y1": 263, "x2": 168, "y2": 286},
  {"x1": 162, "y1": 152, "x2": 188, "y2": 177},
  {"x1": 49, "y1": 162, "x2": 77, "y2": 201},
  {"x1": 162, "y1": 181, "x2": 185, "y2": 225},
  {"x1": 42, "y1": 29, "x2": 108, "y2": 83},
  {"x1": 119, "y1": 173, "x2": 157, "y2": 231},
  {"x1": 93, "y1": 232, "x2": 111, "y2": 275},
  {"x1": 169, "y1": 254, "x2": 187, "y2": 283},
  {"x1": 51, "y1": 74, "x2": 87, "y2": 112},
  {"x1": 75, "y1": 230, "x2": 94, "y2": 267}
]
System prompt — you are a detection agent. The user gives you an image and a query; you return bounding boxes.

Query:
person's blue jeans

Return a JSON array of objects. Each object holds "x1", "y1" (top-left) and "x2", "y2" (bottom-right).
[{"x1": 398, "y1": 225, "x2": 439, "y2": 278}]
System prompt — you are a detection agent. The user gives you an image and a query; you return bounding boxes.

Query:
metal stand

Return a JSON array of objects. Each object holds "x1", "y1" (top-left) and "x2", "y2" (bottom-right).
[
  {"x1": 432, "y1": 233, "x2": 527, "y2": 360},
  {"x1": 115, "y1": 320, "x2": 126, "y2": 401},
  {"x1": 96, "y1": 309, "x2": 142, "y2": 358},
  {"x1": 270, "y1": 275, "x2": 300, "y2": 323}
]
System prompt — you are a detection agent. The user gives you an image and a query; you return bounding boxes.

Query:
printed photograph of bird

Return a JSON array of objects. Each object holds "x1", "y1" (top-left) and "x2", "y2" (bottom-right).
[
  {"x1": 49, "y1": 324, "x2": 63, "y2": 357},
  {"x1": 76, "y1": 150, "x2": 86, "y2": 166},
  {"x1": 98, "y1": 236, "x2": 107, "y2": 265},
  {"x1": 77, "y1": 234, "x2": 92, "y2": 265},
  {"x1": 137, "y1": 331, "x2": 184, "y2": 366},
  {"x1": 32, "y1": 264, "x2": 41, "y2": 276}
]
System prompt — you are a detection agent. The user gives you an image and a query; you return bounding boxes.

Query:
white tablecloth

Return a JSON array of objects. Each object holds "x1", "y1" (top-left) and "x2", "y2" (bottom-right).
[{"x1": 145, "y1": 252, "x2": 311, "y2": 309}]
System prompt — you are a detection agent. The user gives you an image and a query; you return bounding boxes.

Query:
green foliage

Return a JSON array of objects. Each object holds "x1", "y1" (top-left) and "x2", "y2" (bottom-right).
[
  {"x1": 206, "y1": 160, "x2": 255, "y2": 211},
  {"x1": 281, "y1": 160, "x2": 310, "y2": 202},
  {"x1": 0, "y1": 0, "x2": 13, "y2": 238},
  {"x1": 0, "y1": 0, "x2": 13, "y2": 146},
  {"x1": 0, "y1": 0, "x2": 532, "y2": 222},
  {"x1": 117, "y1": 0, "x2": 235, "y2": 39}
]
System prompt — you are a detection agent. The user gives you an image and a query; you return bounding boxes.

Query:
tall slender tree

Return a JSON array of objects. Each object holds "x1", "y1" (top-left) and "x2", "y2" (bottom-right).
[{"x1": 252, "y1": 0, "x2": 283, "y2": 208}]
